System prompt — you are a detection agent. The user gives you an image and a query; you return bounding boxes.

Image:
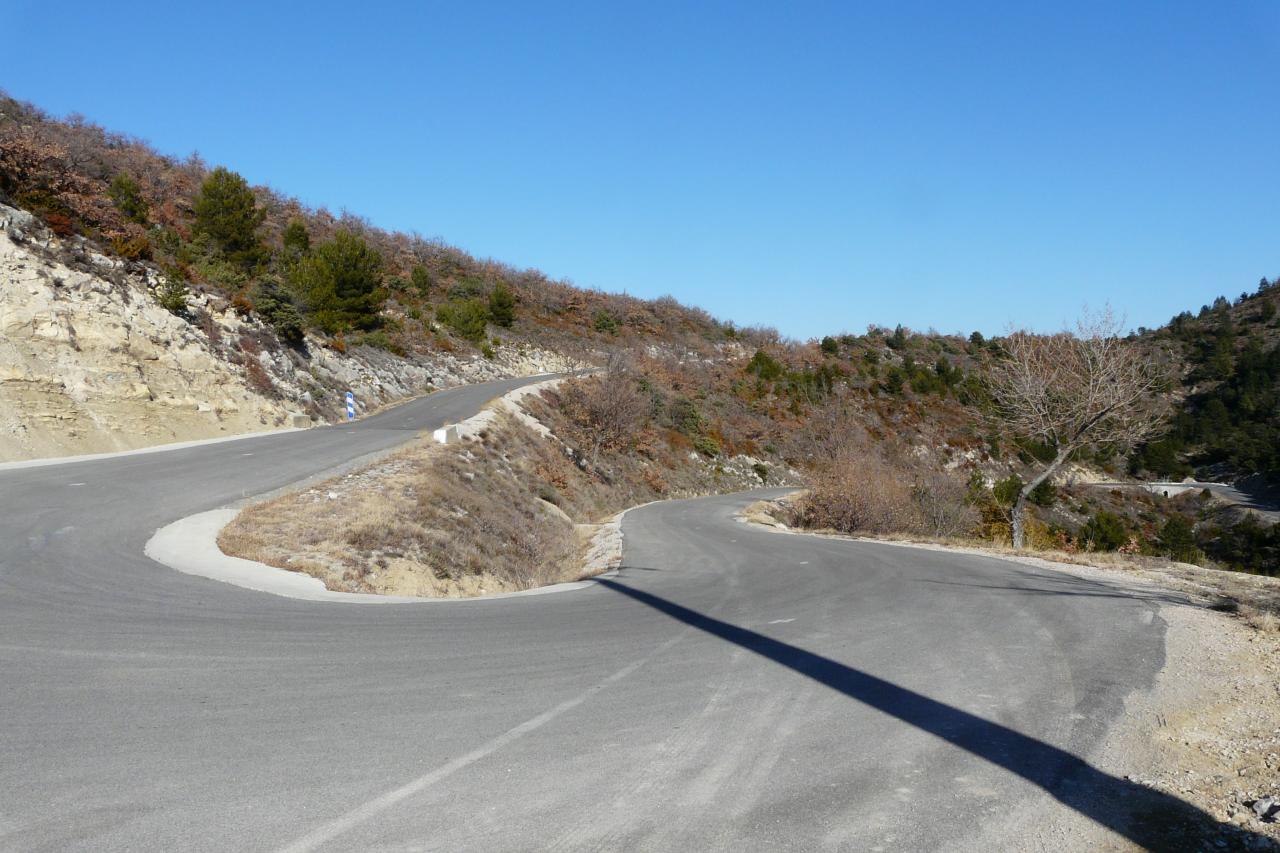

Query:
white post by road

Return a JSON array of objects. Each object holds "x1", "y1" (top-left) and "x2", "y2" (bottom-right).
[{"x1": 345, "y1": 391, "x2": 355, "y2": 421}]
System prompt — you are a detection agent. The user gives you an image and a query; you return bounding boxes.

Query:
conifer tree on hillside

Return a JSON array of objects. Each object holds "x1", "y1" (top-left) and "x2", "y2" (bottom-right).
[
  {"x1": 288, "y1": 230, "x2": 385, "y2": 334},
  {"x1": 193, "y1": 167, "x2": 265, "y2": 269}
]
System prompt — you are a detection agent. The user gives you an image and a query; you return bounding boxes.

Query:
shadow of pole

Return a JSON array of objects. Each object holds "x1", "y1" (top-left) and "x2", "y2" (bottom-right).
[{"x1": 599, "y1": 578, "x2": 1270, "y2": 851}]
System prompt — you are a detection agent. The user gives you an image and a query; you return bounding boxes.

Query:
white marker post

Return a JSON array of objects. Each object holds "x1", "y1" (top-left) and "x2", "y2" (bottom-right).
[{"x1": 345, "y1": 391, "x2": 356, "y2": 421}]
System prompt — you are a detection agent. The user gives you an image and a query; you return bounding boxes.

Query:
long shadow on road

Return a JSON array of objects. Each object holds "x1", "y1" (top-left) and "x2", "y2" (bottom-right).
[{"x1": 599, "y1": 577, "x2": 1267, "y2": 852}]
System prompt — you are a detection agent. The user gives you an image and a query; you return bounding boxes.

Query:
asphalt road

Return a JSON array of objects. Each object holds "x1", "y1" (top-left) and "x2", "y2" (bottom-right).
[{"x1": 0, "y1": 376, "x2": 1244, "y2": 851}]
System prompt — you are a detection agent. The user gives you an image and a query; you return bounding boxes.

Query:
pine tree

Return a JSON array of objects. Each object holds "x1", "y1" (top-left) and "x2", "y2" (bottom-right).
[
  {"x1": 489, "y1": 283, "x2": 516, "y2": 327},
  {"x1": 288, "y1": 230, "x2": 385, "y2": 333},
  {"x1": 193, "y1": 167, "x2": 265, "y2": 269}
]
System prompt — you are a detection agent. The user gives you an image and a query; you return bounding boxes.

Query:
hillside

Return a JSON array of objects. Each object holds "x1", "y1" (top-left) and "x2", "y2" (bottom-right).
[
  {"x1": 1, "y1": 91, "x2": 1276, "y2": 579},
  {"x1": 1133, "y1": 283, "x2": 1280, "y2": 485}
]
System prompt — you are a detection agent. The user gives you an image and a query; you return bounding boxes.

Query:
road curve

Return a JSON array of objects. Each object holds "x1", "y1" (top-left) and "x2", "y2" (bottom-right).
[{"x1": 0, "y1": 377, "x2": 1242, "y2": 851}]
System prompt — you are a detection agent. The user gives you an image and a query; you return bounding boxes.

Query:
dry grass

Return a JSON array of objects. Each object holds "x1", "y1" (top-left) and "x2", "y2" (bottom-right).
[{"x1": 220, "y1": 421, "x2": 580, "y2": 596}]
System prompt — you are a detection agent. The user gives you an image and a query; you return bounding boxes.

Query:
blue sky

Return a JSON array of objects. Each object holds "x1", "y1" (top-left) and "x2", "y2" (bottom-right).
[{"x1": 5, "y1": 1, "x2": 1278, "y2": 339}]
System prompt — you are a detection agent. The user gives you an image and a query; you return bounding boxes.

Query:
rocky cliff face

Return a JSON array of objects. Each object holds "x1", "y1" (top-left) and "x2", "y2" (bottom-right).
[{"x1": 0, "y1": 205, "x2": 571, "y2": 462}]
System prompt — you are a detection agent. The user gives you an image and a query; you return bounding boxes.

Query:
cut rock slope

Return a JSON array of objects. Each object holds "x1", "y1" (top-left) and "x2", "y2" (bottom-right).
[{"x1": 0, "y1": 204, "x2": 570, "y2": 461}]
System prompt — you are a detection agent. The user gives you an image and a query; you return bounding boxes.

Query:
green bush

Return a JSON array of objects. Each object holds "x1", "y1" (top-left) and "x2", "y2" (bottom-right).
[
  {"x1": 288, "y1": 230, "x2": 385, "y2": 334},
  {"x1": 752, "y1": 462, "x2": 769, "y2": 483},
  {"x1": 1158, "y1": 516, "x2": 1201, "y2": 564},
  {"x1": 693, "y1": 434, "x2": 721, "y2": 457},
  {"x1": 1081, "y1": 511, "x2": 1128, "y2": 551},
  {"x1": 192, "y1": 249, "x2": 251, "y2": 292},
  {"x1": 108, "y1": 174, "x2": 148, "y2": 224},
  {"x1": 992, "y1": 475, "x2": 1022, "y2": 507},
  {"x1": 489, "y1": 282, "x2": 516, "y2": 328},
  {"x1": 882, "y1": 366, "x2": 906, "y2": 395},
  {"x1": 437, "y1": 298, "x2": 490, "y2": 343},
  {"x1": 250, "y1": 280, "x2": 305, "y2": 346},
  {"x1": 1029, "y1": 479, "x2": 1057, "y2": 507},
  {"x1": 593, "y1": 309, "x2": 620, "y2": 335},
  {"x1": 410, "y1": 265, "x2": 433, "y2": 297},
  {"x1": 282, "y1": 218, "x2": 310, "y2": 259},
  {"x1": 819, "y1": 336, "x2": 838, "y2": 355},
  {"x1": 746, "y1": 349, "x2": 783, "y2": 381},
  {"x1": 156, "y1": 277, "x2": 189, "y2": 314},
  {"x1": 356, "y1": 329, "x2": 405, "y2": 356},
  {"x1": 192, "y1": 167, "x2": 265, "y2": 270},
  {"x1": 668, "y1": 397, "x2": 706, "y2": 435},
  {"x1": 448, "y1": 278, "x2": 485, "y2": 300}
]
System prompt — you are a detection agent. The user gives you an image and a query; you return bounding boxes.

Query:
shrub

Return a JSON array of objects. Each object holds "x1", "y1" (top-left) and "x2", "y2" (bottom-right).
[
  {"x1": 192, "y1": 167, "x2": 265, "y2": 269},
  {"x1": 799, "y1": 451, "x2": 920, "y2": 535},
  {"x1": 882, "y1": 366, "x2": 906, "y2": 395},
  {"x1": 489, "y1": 282, "x2": 516, "y2": 327},
  {"x1": 1158, "y1": 516, "x2": 1201, "y2": 564},
  {"x1": 410, "y1": 265, "x2": 432, "y2": 296},
  {"x1": 44, "y1": 211, "x2": 74, "y2": 236},
  {"x1": 357, "y1": 329, "x2": 405, "y2": 356},
  {"x1": 156, "y1": 277, "x2": 189, "y2": 314},
  {"x1": 820, "y1": 336, "x2": 838, "y2": 355},
  {"x1": 448, "y1": 278, "x2": 485, "y2": 300},
  {"x1": 244, "y1": 358, "x2": 277, "y2": 397},
  {"x1": 752, "y1": 462, "x2": 769, "y2": 484},
  {"x1": 668, "y1": 397, "x2": 706, "y2": 435},
  {"x1": 557, "y1": 373, "x2": 649, "y2": 465},
  {"x1": 693, "y1": 434, "x2": 721, "y2": 457},
  {"x1": 1081, "y1": 510, "x2": 1128, "y2": 551},
  {"x1": 1029, "y1": 479, "x2": 1057, "y2": 507},
  {"x1": 110, "y1": 234, "x2": 151, "y2": 260},
  {"x1": 913, "y1": 470, "x2": 980, "y2": 538},
  {"x1": 231, "y1": 293, "x2": 254, "y2": 316},
  {"x1": 108, "y1": 174, "x2": 148, "y2": 224},
  {"x1": 436, "y1": 298, "x2": 491, "y2": 343},
  {"x1": 593, "y1": 310, "x2": 620, "y2": 335},
  {"x1": 251, "y1": 280, "x2": 305, "y2": 346},
  {"x1": 745, "y1": 349, "x2": 783, "y2": 381},
  {"x1": 992, "y1": 474, "x2": 1023, "y2": 508},
  {"x1": 481, "y1": 343, "x2": 496, "y2": 359},
  {"x1": 281, "y1": 218, "x2": 310, "y2": 258},
  {"x1": 288, "y1": 230, "x2": 385, "y2": 333},
  {"x1": 192, "y1": 250, "x2": 251, "y2": 292}
]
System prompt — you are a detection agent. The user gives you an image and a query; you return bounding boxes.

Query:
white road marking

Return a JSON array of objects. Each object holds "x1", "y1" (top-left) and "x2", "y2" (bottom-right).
[
  {"x1": 768, "y1": 618, "x2": 795, "y2": 624},
  {"x1": 275, "y1": 633, "x2": 686, "y2": 853},
  {"x1": 68, "y1": 483, "x2": 85, "y2": 487}
]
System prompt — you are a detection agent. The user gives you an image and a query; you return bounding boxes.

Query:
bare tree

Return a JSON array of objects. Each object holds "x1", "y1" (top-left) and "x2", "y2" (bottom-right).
[{"x1": 987, "y1": 307, "x2": 1170, "y2": 548}]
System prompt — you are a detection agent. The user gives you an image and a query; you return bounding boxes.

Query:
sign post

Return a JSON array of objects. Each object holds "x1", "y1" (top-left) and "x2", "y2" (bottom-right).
[{"x1": 345, "y1": 391, "x2": 355, "y2": 421}]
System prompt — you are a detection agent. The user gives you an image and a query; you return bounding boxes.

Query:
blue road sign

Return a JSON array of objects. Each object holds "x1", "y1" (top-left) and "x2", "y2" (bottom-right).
[{"x1": 345, "y1": 391, "x2": 355, "y2": 421}]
